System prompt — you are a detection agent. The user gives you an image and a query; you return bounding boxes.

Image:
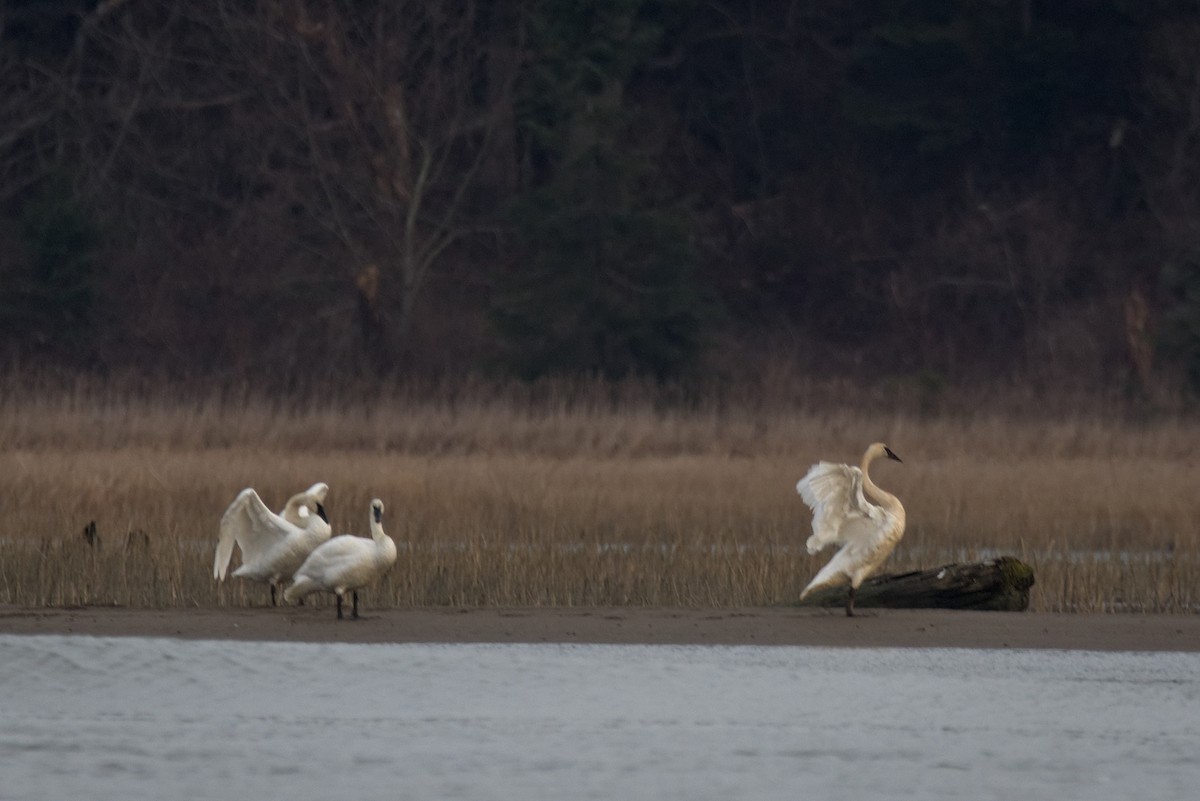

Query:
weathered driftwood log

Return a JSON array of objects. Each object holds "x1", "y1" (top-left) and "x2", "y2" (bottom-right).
[{"x1": 794, "y1": 556, "x2": 1035, "y2": 612}]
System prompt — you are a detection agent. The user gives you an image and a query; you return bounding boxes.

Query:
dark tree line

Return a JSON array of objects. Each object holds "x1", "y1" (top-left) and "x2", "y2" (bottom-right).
[{"x1": 4, "y1": 0, "x2": 1200, "y2": 396}]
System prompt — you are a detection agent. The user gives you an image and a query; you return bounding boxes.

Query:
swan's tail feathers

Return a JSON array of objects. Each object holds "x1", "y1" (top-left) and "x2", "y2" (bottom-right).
[
  {"x1": 799, "y1": 573, "x2": 846, "y2": 601},
  {"x1": 283, "y1": 575, "x2": 318, "y2": 604},
  {"x1": 800, "y1": 556, "x2": 850, "y2": 600}
]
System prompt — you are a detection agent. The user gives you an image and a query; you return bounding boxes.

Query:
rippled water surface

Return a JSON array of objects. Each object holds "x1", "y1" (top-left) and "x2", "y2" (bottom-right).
[{"x1": 3, "y1": 635, "x2": 1199, "y2": 800}]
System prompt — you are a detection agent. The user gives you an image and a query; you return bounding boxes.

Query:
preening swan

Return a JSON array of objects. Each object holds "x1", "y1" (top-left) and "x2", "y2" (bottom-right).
[
  {"x1": 284, "y1": 499, "x2": 397, "y2": 619},
  {"x1": 279, "y1": 483, "x2": 329, "y2": 530},
  {"x1": 214, "y1": 482, "x2": 332, "y2": 605},
  {"x1": 796, "y1": 443, "x2": 905, "y2": 617}
]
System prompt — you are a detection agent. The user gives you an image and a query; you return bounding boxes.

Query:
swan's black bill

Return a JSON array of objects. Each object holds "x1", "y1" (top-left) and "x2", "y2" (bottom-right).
[
  {"x1": 884, "y1": 446, "x2": 902, "y2": 463},
  {"x1": 316, "y1": 503, "x2": 329, "y2": 524},
  {"x1": 373, "y1": 506, "x2": 382, "y2": 524}
]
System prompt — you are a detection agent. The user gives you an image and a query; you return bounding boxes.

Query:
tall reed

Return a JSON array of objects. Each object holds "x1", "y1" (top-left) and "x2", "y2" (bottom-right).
[{"x1": 1, "y1": 380, "x2": 1196, "y2": 612}]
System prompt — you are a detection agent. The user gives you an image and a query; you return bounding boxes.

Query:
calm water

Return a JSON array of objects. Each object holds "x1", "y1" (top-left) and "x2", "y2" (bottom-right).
[{"x1": 3, "y1": 635, "x2": 1199, "y2": 800}]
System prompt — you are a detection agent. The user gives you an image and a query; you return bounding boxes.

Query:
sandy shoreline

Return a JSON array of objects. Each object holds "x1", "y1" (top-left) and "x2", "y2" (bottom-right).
[{"x1": 1, "y1": 605, "x2": 1197, "y2": 651}]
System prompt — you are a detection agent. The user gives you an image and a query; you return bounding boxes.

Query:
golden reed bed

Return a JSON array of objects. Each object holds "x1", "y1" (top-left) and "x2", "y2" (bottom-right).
[{"x1": 1, "y1": 380, "x2": 1196, "y2": 613}]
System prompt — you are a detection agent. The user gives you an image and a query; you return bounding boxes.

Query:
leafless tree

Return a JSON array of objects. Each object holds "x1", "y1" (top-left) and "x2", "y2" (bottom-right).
[
  {"x1": 5, "y1": 0, "x2": 520, "y2": 372},
  {"x1": 229, "y1": 0, "x2": 520, "y2": 361}
]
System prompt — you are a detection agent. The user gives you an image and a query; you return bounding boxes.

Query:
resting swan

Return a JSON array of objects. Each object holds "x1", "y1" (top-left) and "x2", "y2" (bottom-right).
[
  {"x1": 796, "y1": 443, "x2": 905, "y2": 616},
  {"x1": 284, "y1": 499, "x2": 397, "y2": 619},
  {"x1": 214, "y1": 482, "x2": 332, "y2": 605}
]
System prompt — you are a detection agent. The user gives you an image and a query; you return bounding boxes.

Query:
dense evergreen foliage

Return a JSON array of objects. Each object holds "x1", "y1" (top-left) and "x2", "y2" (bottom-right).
[{"x1": 3, "y1": 0, "x2": 1200, "y2": 395}]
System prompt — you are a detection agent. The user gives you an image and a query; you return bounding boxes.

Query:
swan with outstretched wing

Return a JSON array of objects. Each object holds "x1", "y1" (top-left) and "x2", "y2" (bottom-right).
[
  {"x1": 796, "y1": 443, "x2": 905, "y2": 616},
  {"x1": 215, "y1": 482, "x2": 332, "y2": 605}
]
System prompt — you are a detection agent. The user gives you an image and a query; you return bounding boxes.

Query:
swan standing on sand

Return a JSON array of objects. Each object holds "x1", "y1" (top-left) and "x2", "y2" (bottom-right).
[
  {"x1": 285, "y1": 499, "x2": 397, "y2": 620},
  {"x1": 214, "y1": 482, "x2": 332, "y2": 605},
  {"x1": 796, "y1": 443, "x2": 905, "y2": 617}
]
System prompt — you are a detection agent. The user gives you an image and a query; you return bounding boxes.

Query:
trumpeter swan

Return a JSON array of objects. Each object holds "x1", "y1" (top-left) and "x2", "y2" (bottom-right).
[
  {"x1": 279, "y1": 483, "x2": 329, "y2": 529},
  {"x1": 796, "y1": 442, "x2": 905, "y2": 617},
  {"x1": 284, "y1": 499, "x2": 397, "y2": 619},
  {"x1": 214, "y1": 482, "x2": 332, "y2": 605}
]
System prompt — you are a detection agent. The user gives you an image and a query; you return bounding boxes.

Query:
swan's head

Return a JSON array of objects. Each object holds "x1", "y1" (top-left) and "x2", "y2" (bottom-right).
[
  {"x1": 305, "y1": 482, "x2": 330, "y2": 504},
  {"x1": 371, "y1": 499, "x2": 385, "y2": 524},
  {"x1": 867, "y1": 442, "x2": 902, "y2": 464}
]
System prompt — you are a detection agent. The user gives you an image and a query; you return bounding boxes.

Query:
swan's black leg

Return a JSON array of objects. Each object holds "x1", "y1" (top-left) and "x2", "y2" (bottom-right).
[
  {"x1": 336, "y1": 594, "x2": 344, "y2": 620},
  {"x1": 270, "y1": 584, "x2": 277, "y2": 607},
  {"x1": 846, "y1": 586, "x2": 857, "y2": 618},
  {"x1": 352, "y1": 591, "x2": 360, "y2": 619}
]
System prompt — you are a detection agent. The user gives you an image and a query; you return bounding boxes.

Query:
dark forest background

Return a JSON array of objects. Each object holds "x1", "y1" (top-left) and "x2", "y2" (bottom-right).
[{"x1": 5, "y1": 0, "x2": 1200, "y2": 404}]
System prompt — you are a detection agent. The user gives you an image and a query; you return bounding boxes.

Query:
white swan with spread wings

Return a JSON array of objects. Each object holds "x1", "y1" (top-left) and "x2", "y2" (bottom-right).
[
  {"x1": 796, "y1": 443, "x2": 905, "y2": 616},
  {"x1": 214, "y1": 482, "x2": 332, "y2": 605}
]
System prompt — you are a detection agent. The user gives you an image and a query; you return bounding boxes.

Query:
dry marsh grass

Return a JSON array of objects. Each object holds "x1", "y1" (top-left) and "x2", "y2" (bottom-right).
[{"x1": 1, "y1": 381, "x2": 1197, "y2": 613}]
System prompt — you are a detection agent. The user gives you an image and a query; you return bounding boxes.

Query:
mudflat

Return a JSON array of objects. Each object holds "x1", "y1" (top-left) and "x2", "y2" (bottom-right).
[{"x1": 1, "y1": 605, "x2": 1198, "y2": 651}]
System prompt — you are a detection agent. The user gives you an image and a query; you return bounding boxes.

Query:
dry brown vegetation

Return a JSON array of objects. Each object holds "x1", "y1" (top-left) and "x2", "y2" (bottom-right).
[{"x1": 1, "y1": 379, "x2": 1197, "y2": 613}]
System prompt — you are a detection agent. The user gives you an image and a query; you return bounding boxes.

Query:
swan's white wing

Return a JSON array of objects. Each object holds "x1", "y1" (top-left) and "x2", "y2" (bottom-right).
[
  {"x1": 294, "y1": 535, "x2": 374, "y2": 583},
  {"x1": 285, "y1": 535, "x2": 380, "y2": 602},
  {"x1": 216, "y1": 489, "x2": 264, "y2": 579},
  {"x1": 215, "y1": 488, "x2": 293, "y2": 580},
  {"x1": 796, "y1": 461, "x2": 881, "y2": 553}
]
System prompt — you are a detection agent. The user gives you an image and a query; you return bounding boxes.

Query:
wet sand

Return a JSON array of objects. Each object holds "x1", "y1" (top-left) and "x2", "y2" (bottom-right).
[{"x1": 1, "y1": 605, "x2": 1198, "y2": 651}]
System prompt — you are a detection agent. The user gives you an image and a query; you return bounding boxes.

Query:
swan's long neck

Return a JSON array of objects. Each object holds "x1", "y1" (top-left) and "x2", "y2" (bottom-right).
[
  {"x1": 860, "y1": 450, "x2": 902, "y2": 515},
  {"x1": 369, "y1": 514, "x2": 397, "y2": 566}
]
